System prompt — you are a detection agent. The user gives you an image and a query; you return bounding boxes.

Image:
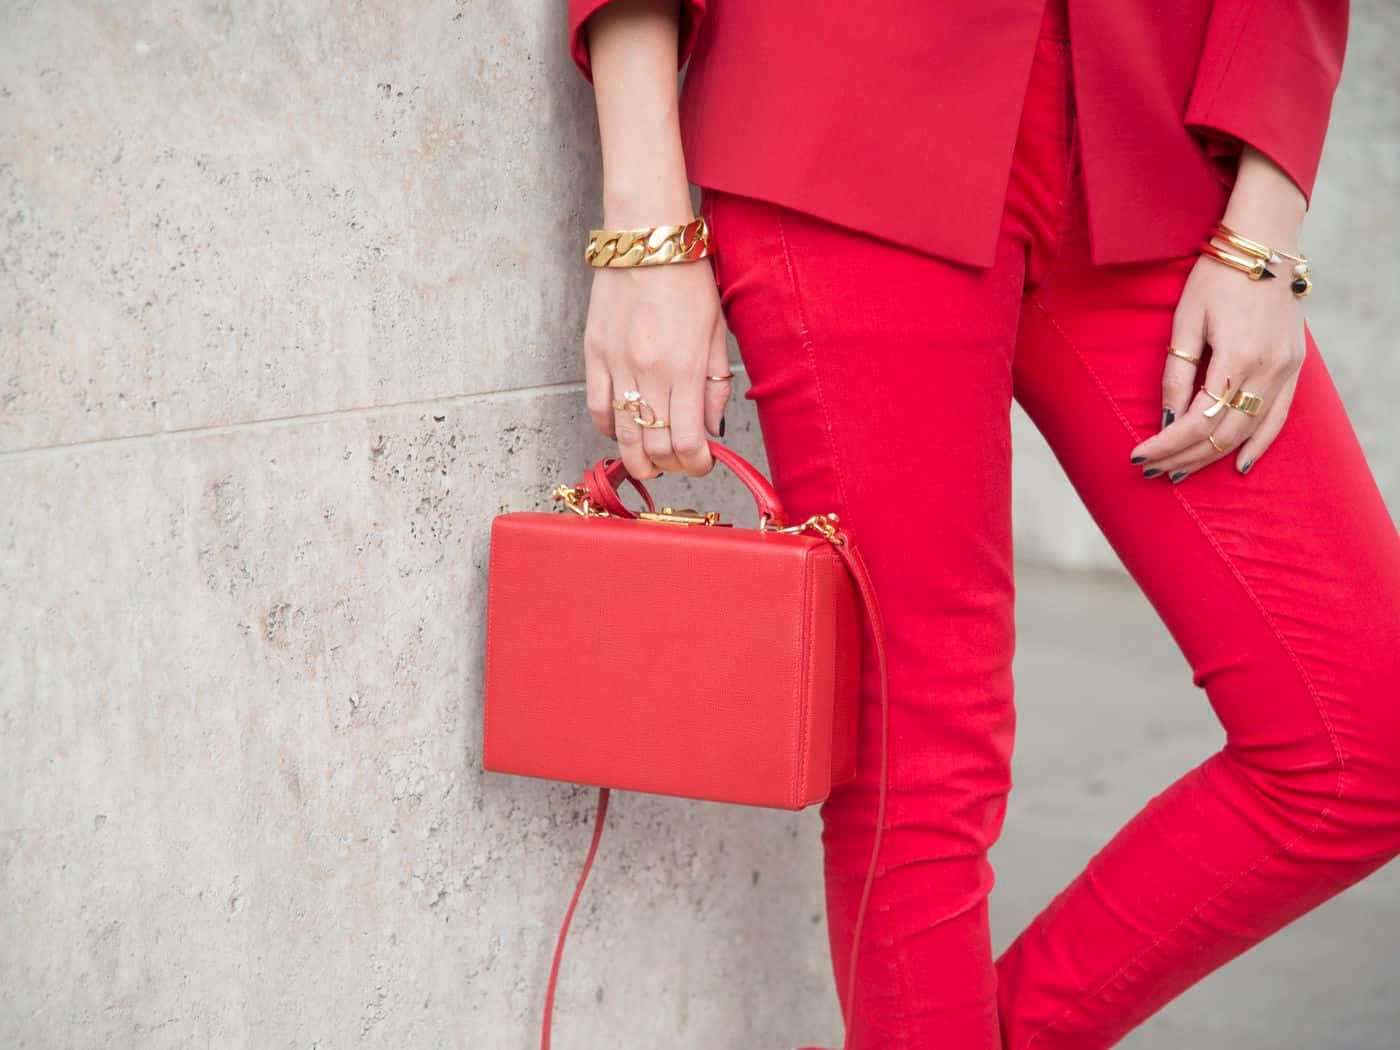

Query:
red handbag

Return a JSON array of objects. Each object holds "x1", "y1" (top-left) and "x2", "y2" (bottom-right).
[{"x1": 482, "y1": 440, "x2": 890, "y2": 1050}]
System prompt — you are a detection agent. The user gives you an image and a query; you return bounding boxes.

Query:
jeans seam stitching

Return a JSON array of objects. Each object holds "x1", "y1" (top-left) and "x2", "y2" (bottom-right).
[
  {"x1": 1018, "y1": 293, "x2": 1349, "y2": 1048},
  {"x1": 773, "y1": 205, "x2": 857, "y2": 534},
  {"x1": 775, "y1": 202, "x2": 909, "y2": 1049},
  {"x1": 881, "y1": 881, "x2": 919, "y2": 1050}
]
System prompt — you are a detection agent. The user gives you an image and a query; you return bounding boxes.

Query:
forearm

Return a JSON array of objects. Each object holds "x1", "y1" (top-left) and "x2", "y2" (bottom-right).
[
  {"x1": 1220, "y1": 144, "x2": 1309, "y2": 253},
  {"x1": 585, "y1": 0, "x2": 693, "y2": 228}
]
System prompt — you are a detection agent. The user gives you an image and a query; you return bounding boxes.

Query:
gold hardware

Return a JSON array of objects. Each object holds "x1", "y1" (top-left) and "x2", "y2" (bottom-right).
[
  {"x1": 551, "y1": 483, "x2": 611, "y2": 518},
  {"x1": 637, "y1": 505, "x2": 724, "y2": 526},
  {"x1": 759, "y1": 511, "x2": 845, "y2": 545}
]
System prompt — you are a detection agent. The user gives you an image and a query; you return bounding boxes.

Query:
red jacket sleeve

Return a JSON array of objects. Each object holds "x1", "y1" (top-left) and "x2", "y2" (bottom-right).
[
  {"x1": 568, "y1": 0, "x2": 707, "y2": 85},
  {"x1": 1183, "y1": 0, "x2": 1349, "y2": 205}
]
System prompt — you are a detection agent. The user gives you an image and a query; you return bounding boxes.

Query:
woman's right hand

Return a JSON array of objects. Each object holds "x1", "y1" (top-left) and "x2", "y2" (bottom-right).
[
  {"x1": 583, "y1": 249, "x2": 733, "y2": 481},
  {"x1": 577, "y1": 0, "x2": 729, "y2": 480}
]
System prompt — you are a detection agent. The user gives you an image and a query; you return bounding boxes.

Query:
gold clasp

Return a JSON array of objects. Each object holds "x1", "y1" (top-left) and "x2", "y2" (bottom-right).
[
  {"x1": 551, "y1": 483, "x2": 611, "y2": 518},
  {"x1": 637, "y1": 505, "x2": 724, "y2": 527},
  {"x1": 759, "y1": 511, "x2": 845, "y2": 545},
  {"x1": 552, "y1": 484, "x2": 723, "y2": 526}
]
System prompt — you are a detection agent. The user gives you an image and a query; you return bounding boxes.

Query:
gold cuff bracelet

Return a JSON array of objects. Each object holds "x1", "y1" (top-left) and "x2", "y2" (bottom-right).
[{"x1": 1208, "y1": 221, "x2": 1312, "y2": 297}]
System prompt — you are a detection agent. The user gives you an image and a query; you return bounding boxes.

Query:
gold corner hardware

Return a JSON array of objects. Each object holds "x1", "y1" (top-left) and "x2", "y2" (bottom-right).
[{"x1": 759, "y1": 511, "x2": 845, "y2": 545}]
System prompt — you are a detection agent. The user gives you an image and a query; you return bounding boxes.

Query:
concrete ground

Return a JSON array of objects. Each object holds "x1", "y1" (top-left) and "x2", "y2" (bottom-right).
[{"x1": 994, "y1": 562, "x2": 1399, "y2": 1049}]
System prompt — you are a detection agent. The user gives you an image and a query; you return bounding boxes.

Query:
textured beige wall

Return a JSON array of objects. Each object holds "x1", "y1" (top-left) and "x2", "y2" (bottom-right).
[{"x1": 1, "y1": 1, "x2": 1395, "y2": 1047}]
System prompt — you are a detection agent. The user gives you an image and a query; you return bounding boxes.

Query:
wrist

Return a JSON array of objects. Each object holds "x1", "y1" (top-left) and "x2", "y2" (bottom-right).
[
  {"x1": 1220, "y1": 146, "x2": 1307, "y2": 251},
  {"x1": 601, "y1": 176, "x2": 695, "y2": 229}
]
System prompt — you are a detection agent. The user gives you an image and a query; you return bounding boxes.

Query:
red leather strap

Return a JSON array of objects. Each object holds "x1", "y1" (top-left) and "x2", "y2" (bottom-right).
[
  {"x1": 806, "y1": 532, "x2": 891, "y2": 1050},
  {"x1": 707, "y1": 442, "x2": 789, "y2": 524},
  {"x1": 540, "y1": 786, "x2": 611, "y2": 1050},
  {"x1": 538, "y1": 525, "x2": 890, "y2": 1050},
  {"x1": 582, "y1": 457, "x2": 656, "y2": 517}
]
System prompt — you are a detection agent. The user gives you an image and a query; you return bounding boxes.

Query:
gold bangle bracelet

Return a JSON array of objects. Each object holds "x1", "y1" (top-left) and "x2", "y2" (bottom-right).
[
  {"x1": 1199, "y1": 240, "x2": 1275, "y2": 281},
  {"x1": 1213, "y1": 221, "x2": 1308, "y2": 267},
  {"x1": 584, "y1": 216, "x2": 714, "y2": 268},
  {"x1": 1208, "y1": 222, "x2": 1312, "y2": 297},
  {"x1": 1211, "y1": 222, "x2": 1274, "y2": 261}
]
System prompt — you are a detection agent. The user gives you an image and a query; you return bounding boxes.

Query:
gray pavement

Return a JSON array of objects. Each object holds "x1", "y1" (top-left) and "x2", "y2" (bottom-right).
[{"x1": 995, "y1": 562, "x2": 1400, "y2": 1049}]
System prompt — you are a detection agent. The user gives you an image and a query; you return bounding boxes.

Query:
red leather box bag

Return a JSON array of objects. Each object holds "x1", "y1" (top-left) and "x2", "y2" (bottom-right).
[{"x1": 483, "y1": 439, "x2": 891, "y2": 1050}]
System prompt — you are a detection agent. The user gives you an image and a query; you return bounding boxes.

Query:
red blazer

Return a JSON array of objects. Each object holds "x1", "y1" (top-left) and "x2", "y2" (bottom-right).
[{"x1": 566, "y1": 0, "x2": 1348, "y2": 267}]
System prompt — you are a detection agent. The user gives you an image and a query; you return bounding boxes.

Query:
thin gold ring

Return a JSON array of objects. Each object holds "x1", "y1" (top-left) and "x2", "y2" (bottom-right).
[
  {"x1": 1207, "y1": 433, "x2": 1226, "y2": 453},
  {"x1": 706, "y1": 371, "x2": 735, "y2": 381},
  {"x1": 1167, "y1": 345, "x2": 1202, "y2": 365}
]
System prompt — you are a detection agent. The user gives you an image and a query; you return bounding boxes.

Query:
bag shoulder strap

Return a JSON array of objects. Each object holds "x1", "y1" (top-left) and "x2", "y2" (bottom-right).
[{"x1": 538, "y1": 530, "x2": 890, "y2": 1050}]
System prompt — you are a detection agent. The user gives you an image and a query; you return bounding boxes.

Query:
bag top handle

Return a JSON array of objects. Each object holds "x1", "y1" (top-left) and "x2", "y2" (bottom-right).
[{"x1": 581, "y1": 439, "x2": 790, "y2": 527}]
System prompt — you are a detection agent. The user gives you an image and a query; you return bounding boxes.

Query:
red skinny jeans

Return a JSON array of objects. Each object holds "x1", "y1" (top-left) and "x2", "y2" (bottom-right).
[{"x1": 696, "y1": 2, "x2": 1400, "y2": 1046}]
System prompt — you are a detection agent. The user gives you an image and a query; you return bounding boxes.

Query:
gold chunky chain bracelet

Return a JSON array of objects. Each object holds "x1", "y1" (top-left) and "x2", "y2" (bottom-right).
[{"x1": 584, "y1": 216, "x2": 714, "y2": 268}]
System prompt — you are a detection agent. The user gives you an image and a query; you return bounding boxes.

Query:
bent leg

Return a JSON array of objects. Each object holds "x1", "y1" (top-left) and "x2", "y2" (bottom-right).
[
  {"x1": 701, "y1": 184, "x2": 1024, "y2": 1049},
  {"x1": 1000, "y1": 221, "x2": 1400, "y2": 1047}
]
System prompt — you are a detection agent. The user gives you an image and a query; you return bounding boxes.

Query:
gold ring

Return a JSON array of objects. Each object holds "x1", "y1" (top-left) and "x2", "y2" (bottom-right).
[
  {"x1": 1229, "y1": 390, "x2": 1263, "y2": 416},
  {"x1": 1207, "y1": 433, "x2": 1226, "y2": 453},
  {"x1": 1167, "y1": 345, "x2": 1202, "y2": 365},
  {"x1": 1199, "y1": 377, "x2": 1234, "y2": 419},
  {"x1": 613, "y1": 389, "x2": 666, "y2": 427},
  {"x1": 706, "y1": 371, "x2": 735, "y2": 381}
]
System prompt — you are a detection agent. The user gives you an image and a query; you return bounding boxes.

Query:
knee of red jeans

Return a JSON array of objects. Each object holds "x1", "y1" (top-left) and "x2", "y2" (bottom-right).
[
  {"x1": 1223, "y1": 668, "x2": 1400, "y2": 856},
  {"x1": 1332, "y1": 696, "x2": 1400, "y2": 849}
]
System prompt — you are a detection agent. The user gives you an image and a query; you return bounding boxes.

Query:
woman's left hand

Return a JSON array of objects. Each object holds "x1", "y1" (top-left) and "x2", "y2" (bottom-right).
[{"x1": 1128, "y1": 144, "x2": 1308, "y2": 483}]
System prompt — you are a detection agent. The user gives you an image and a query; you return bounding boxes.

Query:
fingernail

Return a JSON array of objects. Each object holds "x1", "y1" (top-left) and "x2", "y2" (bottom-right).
[
  {"x1": 1170, "y1": 470, "x2": 1188, "y2": 483},
  {"x1": 1143, "y1": 468, "x2": 1162, "y2": 478},
  {"x1": 1161, "y1": 407, "x2": 1175, "y2": 429},
  {"x1": 1240, "y1": 458, "x2": 1254, "y2": 474},
  {"x1": 719, "y1": 414, "x2": 726, "y2": 437},
  {"x1": 1129, "y1": 455, "x2": 1147, "y2": 464}
]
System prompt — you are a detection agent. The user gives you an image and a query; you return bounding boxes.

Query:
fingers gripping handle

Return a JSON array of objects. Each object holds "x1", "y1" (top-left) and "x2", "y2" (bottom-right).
[{"x1": 580, "y1": 440, "x2": 790, "y2": 526}]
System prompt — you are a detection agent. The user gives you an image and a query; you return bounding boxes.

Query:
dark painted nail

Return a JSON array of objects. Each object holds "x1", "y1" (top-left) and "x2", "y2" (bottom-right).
[
  {"x1": 1240, "y1": 458, "x2": 1254, "y2": 474},
  {"x1": 1170, "y1": 470, "x2": 1188, "y2": 483},
  {"x1": 719, "y1": 415, "x2": 726, "y2": 437},
  {"x1": 1129, "y1": 455, "x2": 1147, "y2": 464},
  {"x1": 1142, "y1": 468, "x2": 1162, "y2": 478},
  {"x1": 1161, "y1": 407, "x2": 1175, "y2": 428}
]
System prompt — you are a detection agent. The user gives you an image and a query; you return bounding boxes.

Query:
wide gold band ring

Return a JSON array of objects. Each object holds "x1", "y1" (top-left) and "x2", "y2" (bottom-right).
[{"x1": 1229, "y1": 390, "x2": 1264, "y2": 416}]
